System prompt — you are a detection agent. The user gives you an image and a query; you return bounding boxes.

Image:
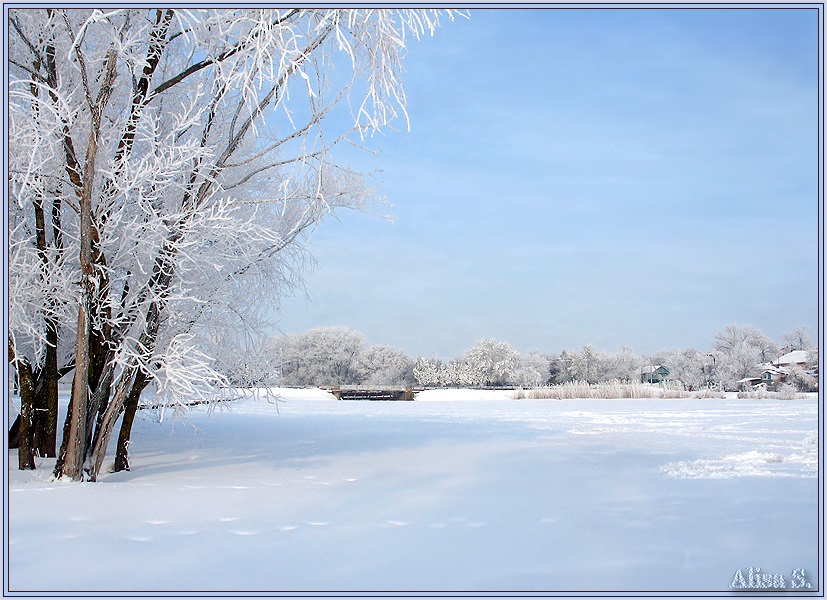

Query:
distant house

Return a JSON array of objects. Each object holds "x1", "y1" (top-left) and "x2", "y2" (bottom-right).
[
  {"x1": 739, "y1": 349, "x2": 818, "y2": 392},
  {"x1": 740, "y1": 357, "x2": 804, "y2": 391},
  {"x1": 640, "y1": 365, "x2": 669, "y2": 384},
  {"x1": 776, "y1": 350, "x2": 809, "y2": 368},
  {"x1": 737, "y1": 376, "x2": 764, "y2": 389},
  {"x1": 760, "y1": 364, "x2": 787, "y2": 385},
  {"x1": 737, "y1": 364, "x2": 778, "y2": 390}
]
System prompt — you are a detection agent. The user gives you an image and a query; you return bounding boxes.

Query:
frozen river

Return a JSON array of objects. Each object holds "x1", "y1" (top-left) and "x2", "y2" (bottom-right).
[{"x1": 6, "y1": 390, "x2": 821, "y2": 593}]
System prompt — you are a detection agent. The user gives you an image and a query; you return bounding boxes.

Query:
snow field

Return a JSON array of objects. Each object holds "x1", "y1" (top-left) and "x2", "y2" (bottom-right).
[{"x1": 6, "y1": 390, "x2": 820, "y2": 593}]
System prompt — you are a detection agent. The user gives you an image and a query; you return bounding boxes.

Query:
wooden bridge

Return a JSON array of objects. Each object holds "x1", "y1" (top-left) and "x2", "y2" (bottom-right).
[{"x1": 328, "y1": 385, "x2": 420, "y2": 401}]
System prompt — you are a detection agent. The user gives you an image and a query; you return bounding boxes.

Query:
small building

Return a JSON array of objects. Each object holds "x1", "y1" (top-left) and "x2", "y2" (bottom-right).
[
  {"x1": 737, "y1": 376, "x2": 763, "y2": 389},
  {"x1": 760, "y1": 365, "x2": 787, "y2": 385},
  {"x1": 740, "y1": 364, "x2": 788, "y2": 391},
  {"x1": 776, "y1": 350, "x2": 809, "y2": 368},
  {"x1": 640, "y1": 365, "x2": 669, "y2": 384}
]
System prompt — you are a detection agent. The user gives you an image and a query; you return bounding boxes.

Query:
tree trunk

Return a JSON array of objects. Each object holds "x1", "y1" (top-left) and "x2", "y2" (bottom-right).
[
  {"x1": 86, "y1": 359, "x2": 115, "y2": 468},
  {"x1": 15, "y1": 359, "x2": 37, "y2": 470},
  {"x1": 22, "y1": 55, "x2": 61, "y2": 458},
  {"x1": 32, "y1": 334, "x2": 59, "y2": 457},
  {"x1": 59, "y1": 299, "x2": 91, "y2": 480},
  {"x1": 8, "y1": 415, "x2": 21, "y2": 449},
  {"x1": 40, "y1": 191, "x2": 65, "y2": 458},
  {"x1": 53, "y1": 47, "x2": 119, "y2": 481},
  {"x1": 114, "y1": 371, "x2": 147, "y2": 472},
  {"x1": 88, "y1": 303, "x2": 161, "y2": 481},
  {"x1": 55, "y1": 107, "x2": 96, "y2": 480},
  {"x1": 87, "y1": 367, "x2": 135, "y2": 481},
  {"x1": 53, "y1": 394, "x2": 75, "y2": 476}
]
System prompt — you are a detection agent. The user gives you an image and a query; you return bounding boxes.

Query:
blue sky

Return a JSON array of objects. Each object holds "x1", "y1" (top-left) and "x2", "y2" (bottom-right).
[{"x1": 278, "y1": 7, "x2": 821, "y2": 359}]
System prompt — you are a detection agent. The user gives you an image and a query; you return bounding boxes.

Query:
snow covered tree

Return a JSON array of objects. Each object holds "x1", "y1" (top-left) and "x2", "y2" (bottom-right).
[
  {"x1": 711, "y1": 324, "x2": 779, "y2": 390},
  {"x1": 657, "y1": 348, "x2": 707, "y2": 390},
  {"x1": 211, "y1": 333, "x2": 283, "y2": 389},
  {"x1": 438, "y1": 358, "x2": 466, "y2": 387},
  {"x1": 462, "y1": 339, "x2": 521, "y2": 387},
  {"x1": 445, "y1": 357, "x2": 475, "y2": 387},
  {"x1": 785, "y1": 365, "x2": 818, "y2": 393},
  {"x1": 412, "y1": 355, "x2": 475, "y2": 388},
  {"x1": 356, "y1": 344, "x2": 415, "y2": 386},
  {"x1": 780, "y1": 326, "x2": 814, "y2": 352},
  {"x1": 413, "y1": 357, "x2": 441, "y2": 387},
  {"x1": 777, "y1": 326, "x2": 818, "y2": 392},
  {"x1": 601, "y1": 346, "x2": 640, "y2": 382},
  {"x1": 569, "y1": 345, "x2": 603, "y2": 384},
  {"x1": 8, "y1": 8, "x2": 458, "y2": 480},
  {"x1": 514, "y1": 350, "x2": 550, "y2": 387},
  {"x1": 279, "y1": 326, "x2": 366, "y2": 386},
  {"x1": 549, "y1": 351, "x2": 575, "y2": 385}
]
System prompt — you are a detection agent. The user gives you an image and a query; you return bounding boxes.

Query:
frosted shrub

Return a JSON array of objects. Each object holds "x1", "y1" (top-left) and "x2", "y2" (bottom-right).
[
  {"x1": 525, "y1": 381, "x2": 725, "y2": 400},
  {"x1": 525, "y1": 381, "x2": 637, "y2": 399},
  {"x1": 786, "y1": 366, "x2": 818, "y2": 393},
  {"x1": 555, "y1": 381, "x2": 593, "y2": 399},
  {"x1": 737, "y1": 389, "x2": 768, "y2": 399},
  {"x1": 660, "y1": 382, "x2": 691, "y2": 399},
  {"x1": 777, "y1": 384, "x2": 801, "y2": 400},
  {"x1": 526, "y1": 383, "x2": 582, "y2": 399},
  {"x1": 599, "y1": 380, "x2": 656, "y2": 399},
  {"x1": 734, "y1": 387, "x2": 806, "y2": 400}
]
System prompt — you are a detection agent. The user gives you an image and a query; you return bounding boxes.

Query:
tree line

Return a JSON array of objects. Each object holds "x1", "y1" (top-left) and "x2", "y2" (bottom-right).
[{"x1": 235, "y1": 324, "x2": 818, "y2": 393}]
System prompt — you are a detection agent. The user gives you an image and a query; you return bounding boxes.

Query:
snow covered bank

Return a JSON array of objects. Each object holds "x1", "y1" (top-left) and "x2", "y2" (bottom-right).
[
  {"x1": 415, "y1": 388, "x2": 515, "y2": 401},
  {"x1": 6, "y1": 392, "x2": 820, "y2": 593}
]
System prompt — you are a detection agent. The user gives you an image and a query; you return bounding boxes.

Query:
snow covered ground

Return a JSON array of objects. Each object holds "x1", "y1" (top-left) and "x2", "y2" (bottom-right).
[{"x1": 6, "y1": 389, "x2": 821, "y2": 594}]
